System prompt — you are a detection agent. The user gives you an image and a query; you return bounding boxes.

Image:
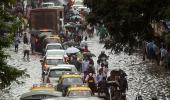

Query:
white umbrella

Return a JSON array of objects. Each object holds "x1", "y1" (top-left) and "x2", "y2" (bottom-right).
[{"x1": 66, "y1": 46, "x2": 80, "y2": 54}]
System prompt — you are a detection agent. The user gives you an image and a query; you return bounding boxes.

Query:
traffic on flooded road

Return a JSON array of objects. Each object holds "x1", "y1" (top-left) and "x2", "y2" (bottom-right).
[{"x1": 1, "y1": 0, "x2": 170, "y2": 100}]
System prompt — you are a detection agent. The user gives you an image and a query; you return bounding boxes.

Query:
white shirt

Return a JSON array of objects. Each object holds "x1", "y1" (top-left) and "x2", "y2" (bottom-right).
[{"x1": 23, "y1": 43, "x2": 30, "y2": 50}]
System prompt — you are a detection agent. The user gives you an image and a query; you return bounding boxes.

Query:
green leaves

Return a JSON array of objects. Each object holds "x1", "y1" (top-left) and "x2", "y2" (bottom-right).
[
  {"x1": 0, "y1": 0, "x2": 26, "y2": 88},
  {"x1": 84, "y1": 0, "x2": 170, "y2": 53}
]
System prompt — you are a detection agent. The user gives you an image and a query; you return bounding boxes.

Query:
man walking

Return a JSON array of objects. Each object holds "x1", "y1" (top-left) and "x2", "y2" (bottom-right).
[
  {"x1": 14, "y1": 35, "x2": 20, "y2": 52},
  {"x1": 23, "y1": 40, "x2": 31, "y2": 61}
]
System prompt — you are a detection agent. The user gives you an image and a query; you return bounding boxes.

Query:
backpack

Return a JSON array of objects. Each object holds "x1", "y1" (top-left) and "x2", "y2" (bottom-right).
[{"x1": 88, "y1": 74, "x2": 95, "y2": 83}]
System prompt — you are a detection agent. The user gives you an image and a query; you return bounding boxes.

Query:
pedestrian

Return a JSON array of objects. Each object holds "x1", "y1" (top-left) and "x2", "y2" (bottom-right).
[
  {"x1": 84, "y1": 29, "x2": 88, "y2": 41},
  {"x1": 153, "y1": 42, "x2": 160, "y2": 65},
  {"x1": 77, "y1": 59, "x2": 83, "y2": 72},
  {"x1": 96, "y1": 60, "x2": 101, "y2": 73},
  {"x1": 160, "y1": 45, "x2": 168, "y2": 67},
  {"x1": 30, "y1": 34, "x2": 36, "y2": 54},
  {"x1": 80, "y1": 39, "x2": 87, "y2": 50},
  {"x1": 14, "y1": 35, "x2": 20, "y2": 52},
  {"x1": 99, "y1": 63, "x2": 108, "y2": 77},
  {"x1": 82, "y1": 58, "x2": 90, "y2": 74},
  {"x1": 83, "y1": 45, "x2": 89, "y2": 52},
  {"x1": 87, "y1": 64, "x2": 95, "y2": 74},
  {"x1": 96, "y1": 69, "x2": 104, "y2": 83},
  {"x1": 98, "y1": 77, "x2": 108, "y2": 96},
  {"x1": 147, "y1": 40, "x2": 159, "y2": 64},
  {"x1": 23, "y1": 32, "x2": 28, "y2": 44},
  {"x1": 85, "y1": 72, "x2": 97, "y2": 95},
  {"x1": 23, "y1": 40, "x2": 31, "y2": 61},
  {"x1": 88, "y1": 57, "x2": 94, "y2": 66},
  {"x1": 119, "y1": 74, "x2": 128, "y2": 94}
]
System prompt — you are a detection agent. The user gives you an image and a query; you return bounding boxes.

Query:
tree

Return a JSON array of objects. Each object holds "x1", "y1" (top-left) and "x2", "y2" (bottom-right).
[
  {"x1": 84, "y1": 0, "x2": 170, "y2": 53},
  {"x1": 0, "y1": 0, "x2": 25, "y2": 88}
]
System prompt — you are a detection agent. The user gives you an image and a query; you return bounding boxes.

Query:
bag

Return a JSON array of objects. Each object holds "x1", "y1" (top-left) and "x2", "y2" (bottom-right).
[{"x1": 88, "y1": 75, "x2": 94, "y2": 83}]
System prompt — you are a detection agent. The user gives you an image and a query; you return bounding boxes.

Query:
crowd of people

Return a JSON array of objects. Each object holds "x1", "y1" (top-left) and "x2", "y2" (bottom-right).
[{"x1": 143, "y1": 39, "x2": 170, "y2": 69}]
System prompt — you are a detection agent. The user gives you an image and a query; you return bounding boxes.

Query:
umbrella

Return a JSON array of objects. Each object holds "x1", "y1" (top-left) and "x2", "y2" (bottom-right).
[
  {"x1": 66, "y1": 46, "x2": 80, "y2": 54},
  {"x1": 83, "y1": 52, "x2": 96, "y2": 57}
]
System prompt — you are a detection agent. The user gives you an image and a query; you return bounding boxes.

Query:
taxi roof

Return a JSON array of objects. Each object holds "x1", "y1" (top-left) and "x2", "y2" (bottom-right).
[
  {"x1": 68, "y1": 85, "x2": 91, "y2": 91},
  {"x1": 31, "y1": 87, "x2": 55, "y2": 92},
  {"x1": 31, "y1": 84, "x2": 55, "y2": 92},
  {"x1": 61, "y1": 73, "x2": 81, "y2": 78}
]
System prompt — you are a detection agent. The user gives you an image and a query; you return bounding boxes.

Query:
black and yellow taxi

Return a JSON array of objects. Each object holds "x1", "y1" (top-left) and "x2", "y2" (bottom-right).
[
  {"x1": 66, "y1": 85, "x2": 92, "y2": 97},
  {"x1": 20, "y1": 83, "x2": 62, "y2": 100},
  {"x1": 56, "y1": 72, "x2": 84, "y2": 96}
]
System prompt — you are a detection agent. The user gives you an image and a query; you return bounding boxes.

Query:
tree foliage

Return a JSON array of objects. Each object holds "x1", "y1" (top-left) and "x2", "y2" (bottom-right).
[
  {"x1": 0, "y1": 0, "x2": 25, "y2": 88},
  {"x1": 84, "y1": 0, "x2": 170, "y2": 53}
]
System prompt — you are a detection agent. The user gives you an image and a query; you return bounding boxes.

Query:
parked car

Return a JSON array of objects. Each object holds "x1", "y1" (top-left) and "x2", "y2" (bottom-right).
[{"x1": 45, "y1": 64, "x2": 78, "y2": 85}]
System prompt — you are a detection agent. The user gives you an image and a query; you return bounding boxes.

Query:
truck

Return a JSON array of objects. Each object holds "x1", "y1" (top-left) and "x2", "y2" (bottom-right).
[
  {"x1": 29, "y1": 6, "x2": 64, "y2": 52},
  {"x1": 29, "y1": 6, "x2": 64, "y2": 34}
]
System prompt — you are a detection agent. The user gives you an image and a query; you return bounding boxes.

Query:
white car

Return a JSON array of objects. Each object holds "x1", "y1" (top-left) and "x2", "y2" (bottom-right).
[
  {"x1": 46, "y1": 43, "x2": 64, "y2": 50},
  {"x1": 45, "y1": 49, "x2": 65, "y2": 57},
  {"x1": 44, "y1": 43, "x2": 64, "y2": 55},
  {"x1": 40, "y1": 55, "x2": 64, "y2": 73},
  {"x1": 46, "y1": 56, "x2": 64, "y2": 65},
  {"x1": 45, "y1": 64, "x2": 78, "y2": 85}
]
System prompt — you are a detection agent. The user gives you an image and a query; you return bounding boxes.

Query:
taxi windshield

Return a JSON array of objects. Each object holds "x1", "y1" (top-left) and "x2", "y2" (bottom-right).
[
  {"x1": 47, "y1": 59, "x2": 64, "y2": 65},
  {"x1": 68, "y1": 90, "x2": 91, "y2": 97},
  {"x1": 49, "y1": 69, "x2": 71, "y2": 77},
  {"x1": 63, "y1": 78, "x2": 83, "y2": 85}
]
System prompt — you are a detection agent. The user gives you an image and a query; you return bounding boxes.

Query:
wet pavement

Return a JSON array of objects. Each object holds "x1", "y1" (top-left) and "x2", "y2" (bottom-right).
[{"x1": 1, "y1": 35, "x2": 170, "y2": 100}]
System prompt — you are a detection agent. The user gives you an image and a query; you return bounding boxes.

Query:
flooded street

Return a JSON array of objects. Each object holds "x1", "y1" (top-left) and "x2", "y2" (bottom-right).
[{"x1": 1, "y1": 35, "x2": 170, "y2": 100}]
